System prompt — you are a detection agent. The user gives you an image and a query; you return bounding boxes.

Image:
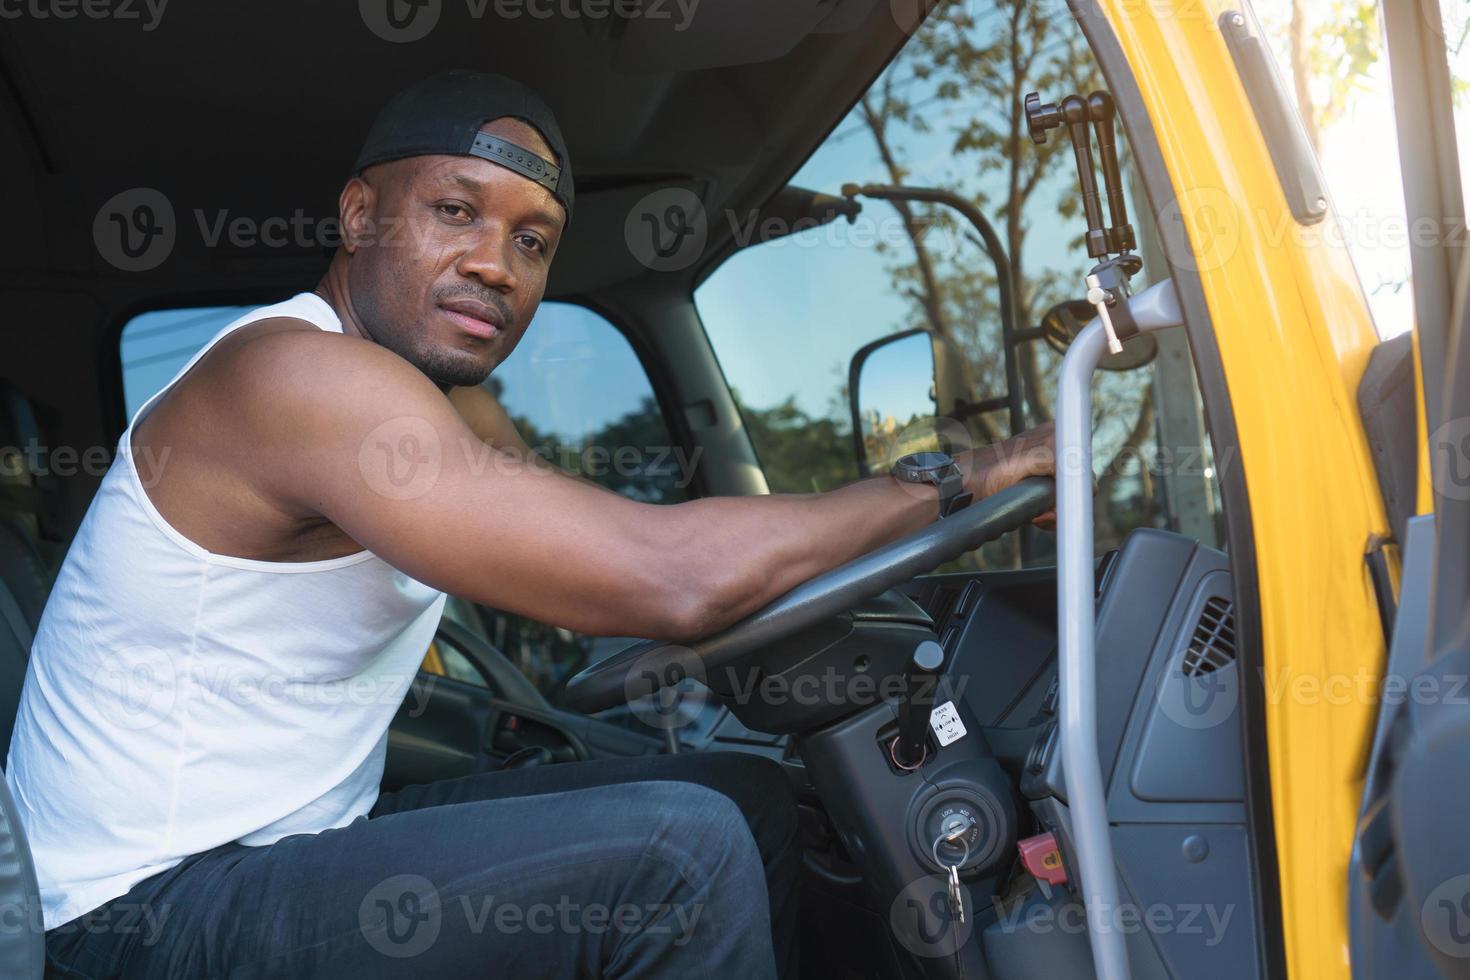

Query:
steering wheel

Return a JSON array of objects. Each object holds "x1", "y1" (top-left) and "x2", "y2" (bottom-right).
[{"x1": 561, "y1": 476, "x2": 1055, "y2": 715}]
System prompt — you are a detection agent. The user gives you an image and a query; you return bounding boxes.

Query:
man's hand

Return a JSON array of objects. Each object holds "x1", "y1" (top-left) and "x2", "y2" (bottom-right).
[{"x1": 959, "y1": 422, "x2": 1058, "y2": 529}]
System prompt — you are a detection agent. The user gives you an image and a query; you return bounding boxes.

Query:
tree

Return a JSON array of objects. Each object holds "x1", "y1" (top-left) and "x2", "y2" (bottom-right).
[
  {"x1": 854, "y1": 0, "x2": 1160, "y2": 554},
  {"x1": 1279, "y1": 0, "x2": 1380, "y2": 156},
  {"x1": 740, "y1": 396, "x2": 858, "y2": 494}
]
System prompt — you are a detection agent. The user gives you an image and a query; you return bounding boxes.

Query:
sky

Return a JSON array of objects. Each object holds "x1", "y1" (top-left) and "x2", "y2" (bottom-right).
[
  {"x1": 1251, "y1": 0, "x2": 1470, "y2": 340},
  {"x1": 695, "y1": 9, "x2": 1111, "y2": 421}
]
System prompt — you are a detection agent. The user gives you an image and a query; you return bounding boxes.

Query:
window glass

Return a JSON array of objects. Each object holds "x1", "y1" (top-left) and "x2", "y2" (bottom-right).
[
  {"x1": 695, "y1": 2, "x2": 1223, "y2": 567},
  {"x1": 120, "y1": 306, "x2": 251, "y2": 419},
  {"x1": 1250, "y1": 0, "x2": 1410, "y2": 339},
  {"x1": 485, "y1": 304, "x2": 689, "y2": 503}
]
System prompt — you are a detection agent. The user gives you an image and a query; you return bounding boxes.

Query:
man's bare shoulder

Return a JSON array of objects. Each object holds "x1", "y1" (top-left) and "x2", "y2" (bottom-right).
[{"x1": 211, "y1": 317, "x2": 445, "y2": 421}]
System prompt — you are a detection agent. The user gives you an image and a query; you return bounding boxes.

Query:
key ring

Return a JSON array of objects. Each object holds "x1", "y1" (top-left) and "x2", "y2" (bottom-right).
[{"x1": 932, "y1": 834, "x2": 971, "y2": 872}]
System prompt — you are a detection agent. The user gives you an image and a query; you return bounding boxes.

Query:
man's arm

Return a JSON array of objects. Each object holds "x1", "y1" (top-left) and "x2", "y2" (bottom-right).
[
  {"x1": 445, "y1": 383, "x2": 536, "y2": 457},
  {"x1": 446, "y1": 382, "x2": 617, "y2": 491},
  {"x1": 236, "y1": 331, "x2": 1052, "y2": 643}
]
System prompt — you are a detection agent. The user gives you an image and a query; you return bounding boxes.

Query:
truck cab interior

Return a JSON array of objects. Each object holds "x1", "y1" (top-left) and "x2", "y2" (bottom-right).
[{"x1": 6, "y1": 0, "x2": 1438, "y2": 978}]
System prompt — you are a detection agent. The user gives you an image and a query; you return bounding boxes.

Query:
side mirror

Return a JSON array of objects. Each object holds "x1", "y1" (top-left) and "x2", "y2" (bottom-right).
[
  {"x1": 849, "y1": 329, "x2": 970, "y2": 476},
  {"x1": 1040, "y1": 299, "x2": 1159, "y2": 371}
]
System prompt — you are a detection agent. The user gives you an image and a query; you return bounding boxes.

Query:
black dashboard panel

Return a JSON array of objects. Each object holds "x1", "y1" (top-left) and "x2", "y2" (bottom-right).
[{"x1": 915, "y1": 569, "x2": 1059, "y2": 728}]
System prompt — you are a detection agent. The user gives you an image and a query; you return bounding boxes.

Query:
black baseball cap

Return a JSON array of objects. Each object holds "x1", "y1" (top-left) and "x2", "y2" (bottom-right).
[{"x1": 352, "y1": 69, "x2": 574, "y2": 222}]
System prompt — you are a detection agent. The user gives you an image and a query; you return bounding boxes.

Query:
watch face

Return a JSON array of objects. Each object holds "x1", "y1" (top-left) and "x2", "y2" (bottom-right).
[{"x1": 904, "y1": 451, "x2": 953, "y2": 472}]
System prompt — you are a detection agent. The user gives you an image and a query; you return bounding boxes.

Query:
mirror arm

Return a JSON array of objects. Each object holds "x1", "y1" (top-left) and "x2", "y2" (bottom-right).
[
  {"x1": 950, "y1": 394, "x2": 1010, "y2": 421},
  {"x1": 843, "y1": 183, "x2": 1026, "y2": 440}
]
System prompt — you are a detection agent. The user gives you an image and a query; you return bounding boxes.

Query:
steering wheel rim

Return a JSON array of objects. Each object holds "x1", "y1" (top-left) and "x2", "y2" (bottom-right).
[{"x1": 561, "y1": 476, "x2": 1055, "y2": 715}]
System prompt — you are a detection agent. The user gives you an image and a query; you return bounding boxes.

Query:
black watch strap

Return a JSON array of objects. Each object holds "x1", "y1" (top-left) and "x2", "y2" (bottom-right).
[{"x1": 937, "y1": 468, "x2": 973, "y2": 518}]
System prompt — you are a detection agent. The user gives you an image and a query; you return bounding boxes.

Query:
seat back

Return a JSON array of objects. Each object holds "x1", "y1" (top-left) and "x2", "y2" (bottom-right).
[
  {"x1": 0, "y1": 383, "x2": 57, "y2": 976},
  {"x1": 0, "y1": 771, "x2": 42, "y2": 977},
  {"x1": 0, "y1": 531, "x2": 44, "y2": 976}
]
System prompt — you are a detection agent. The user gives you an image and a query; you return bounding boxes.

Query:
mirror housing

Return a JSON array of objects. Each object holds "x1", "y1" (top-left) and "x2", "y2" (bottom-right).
[{"x1": 1040, "y1": 298, "x2": 1159, "y2": 371}]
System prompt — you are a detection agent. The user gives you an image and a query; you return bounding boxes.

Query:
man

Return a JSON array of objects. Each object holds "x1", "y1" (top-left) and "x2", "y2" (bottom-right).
[{"x1": 11, "y1": 70, "x2": 1055, "y2": 978}]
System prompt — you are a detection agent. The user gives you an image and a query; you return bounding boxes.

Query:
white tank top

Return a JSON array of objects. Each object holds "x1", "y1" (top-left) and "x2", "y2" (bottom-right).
[{"x1": 5, "y1": 293, "x2": 448, "y2": 929}]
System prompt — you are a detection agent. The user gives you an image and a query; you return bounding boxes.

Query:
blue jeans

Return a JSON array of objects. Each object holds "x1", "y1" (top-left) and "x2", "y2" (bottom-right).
[{"x1": 44, "y1": 752, "x2": 800, "y2": 979}]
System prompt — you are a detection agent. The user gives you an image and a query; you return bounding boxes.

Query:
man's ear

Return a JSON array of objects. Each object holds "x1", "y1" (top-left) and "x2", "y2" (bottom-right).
[{"x1": 338, "y1": 176, "x2": 376, "y2": 255}]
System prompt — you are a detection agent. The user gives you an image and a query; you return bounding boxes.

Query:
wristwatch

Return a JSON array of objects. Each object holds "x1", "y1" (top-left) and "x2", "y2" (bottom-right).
[{"x1": 892, "y1": 451, "x2": 973, "y2": 519}]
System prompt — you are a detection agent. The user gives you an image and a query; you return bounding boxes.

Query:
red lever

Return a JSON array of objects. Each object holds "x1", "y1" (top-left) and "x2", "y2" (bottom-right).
[{"x1": 1018, "y1": 831, "x2": 1068, "y2": 886}]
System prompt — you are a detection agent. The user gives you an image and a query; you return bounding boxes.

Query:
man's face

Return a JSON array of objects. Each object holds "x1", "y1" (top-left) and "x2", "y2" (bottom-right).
[{"x1": 340, "y1": 117, "x2": 565, "y2": 388}]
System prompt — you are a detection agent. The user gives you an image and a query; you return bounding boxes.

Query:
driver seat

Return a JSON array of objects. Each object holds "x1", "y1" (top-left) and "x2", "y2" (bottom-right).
[
  {"x1": 0, "y1": 755, "x2": 42, "y2": 978},
  {"x1": 0, "y1": 383, "x2": 71, "y2": 978},
  {"x1": 0, "y1": 564, "x2": 47, "y2": 979}
]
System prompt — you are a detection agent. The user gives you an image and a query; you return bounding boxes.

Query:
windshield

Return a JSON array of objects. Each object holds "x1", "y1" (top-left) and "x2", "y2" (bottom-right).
[{"x1": 694, "y1": 3, "x2": 1223, "y2": 565}]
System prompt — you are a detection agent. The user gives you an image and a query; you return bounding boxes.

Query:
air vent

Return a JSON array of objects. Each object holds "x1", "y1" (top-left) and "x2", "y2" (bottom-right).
[{"x1": 1181, "y1": 597, "x2": 1236, "y2": 676}]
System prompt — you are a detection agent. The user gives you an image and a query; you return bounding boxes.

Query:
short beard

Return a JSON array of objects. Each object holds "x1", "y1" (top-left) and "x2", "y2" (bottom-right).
[
  {"x1": 410, "y1": 342, "x2": 494, "y2": 388},
  {"x1": 346, "y1": 268, "x2": 498, "y2": 388}
]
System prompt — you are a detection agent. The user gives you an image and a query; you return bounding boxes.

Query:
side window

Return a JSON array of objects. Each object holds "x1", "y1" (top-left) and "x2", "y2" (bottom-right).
[
  {"x1": 120, "y1": 306, "x2": 253, "y2": 418},
  {"x1": 694, "y1": 3, "x2": 1223, "y2": 566},
  {"x1": 484, "y1": 303, "x2": 689, "y2": 504},
  {"x1": 467, "y1": 304, "x2": 690, "y2": 696},
  {"x1": 119, "y1": 301, "x2": 684, "y2": 696}
]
